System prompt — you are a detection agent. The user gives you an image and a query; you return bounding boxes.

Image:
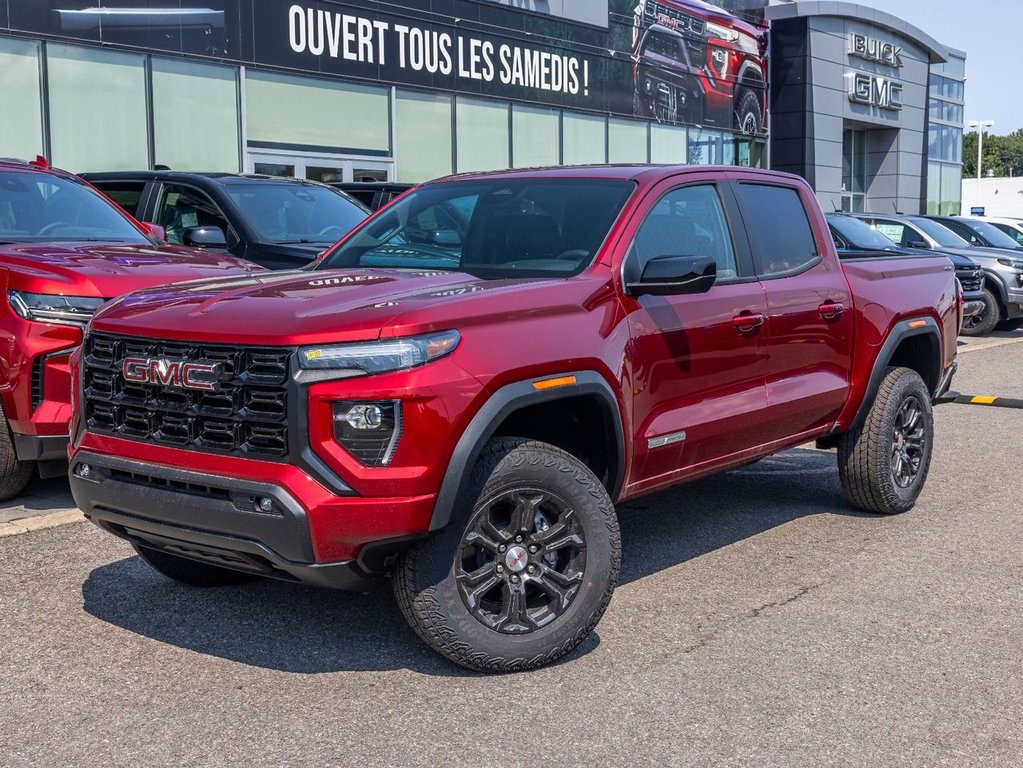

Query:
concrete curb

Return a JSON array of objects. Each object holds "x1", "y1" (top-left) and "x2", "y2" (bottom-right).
[{"x1": 0, "y1": 509, "x2": 86, "y2": 539}]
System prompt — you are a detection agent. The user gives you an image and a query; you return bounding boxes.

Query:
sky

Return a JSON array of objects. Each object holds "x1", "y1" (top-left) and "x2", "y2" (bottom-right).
[{"x1": 853, "y1": 0, "x2": 1020, "y2": 135}]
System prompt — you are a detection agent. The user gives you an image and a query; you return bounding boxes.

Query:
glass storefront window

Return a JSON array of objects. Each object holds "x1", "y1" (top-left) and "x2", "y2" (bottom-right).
[
  {"x1": 650, "y1": 124, "x2": 687, "y2": 164},
  {"x1": 246, "y1": 71, "x2": 389, "y2": 153},
  {"x1": 926, "y1": 161, "x2": 941, "y2": 215},
  {"x1": 688, "y1": 129, "x2": 732, "y2": 165},
  {"x1": 512, "y1": 106, "x2": 560, "y2": 168},
  {"x1": 152, "y1": 57, "x2": 239, "y2": 172},
  {"x1": 395, "y1": 90, "x2": 452, "y2": 183},
  {"x1": 608, "y1": 118, "x2": 648, "y2": 163},
  {"x1": 735, "y1": 138, "x2": 767, "y2": 168},
  {"x1": 940, "y1": 164, "x2": 962, "y2": 215},
  {"x1": 47, "y1": 44, "x2": 149, "y2": 172},
  {"x1": 0, "y1": 36, "x2": 43, "y2": 161},
  {"x1": 456, "y1": 98, "x2": 510, "y2": 173},
  {"x1": 562, "y1": 112, "x2": 606, "y2": 165}
]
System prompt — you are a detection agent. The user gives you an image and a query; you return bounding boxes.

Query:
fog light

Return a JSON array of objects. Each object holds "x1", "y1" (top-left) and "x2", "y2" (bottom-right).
[
  {"x1": 332, "y1": 401, "x2": 402, "y2": 466},
  {"x1": 257, "y1": 497, "x2": 275, "y2": 513},
  {"x1": 77, "y1": 463, "x2": 91, "y2": 479}
]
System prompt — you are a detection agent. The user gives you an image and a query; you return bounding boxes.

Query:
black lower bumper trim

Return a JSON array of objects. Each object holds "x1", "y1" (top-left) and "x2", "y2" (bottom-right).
[
  {"x1": 70, "y1": 451, "x2": 373, "y2": 591},
  {"x1": 14, "y1": 432, "x2": 68, "y2": 462}
]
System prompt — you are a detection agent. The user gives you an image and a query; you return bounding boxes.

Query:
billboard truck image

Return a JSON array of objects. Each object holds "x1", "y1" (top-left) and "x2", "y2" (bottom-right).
[{"x1": 629, "y1": 0, "x2": 767, "y2": 135}]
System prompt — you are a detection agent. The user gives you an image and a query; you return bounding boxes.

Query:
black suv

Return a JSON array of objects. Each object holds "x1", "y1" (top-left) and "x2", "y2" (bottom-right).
[
  {"x1": 330, "y1": 182, "x2": 414, "y2": 211},
  {"x1": 827, "y1": 214, "x2": 986, "y2": 328},
  {"x1": 83, "y1": 172, "x2": 369, "y2": 270}
]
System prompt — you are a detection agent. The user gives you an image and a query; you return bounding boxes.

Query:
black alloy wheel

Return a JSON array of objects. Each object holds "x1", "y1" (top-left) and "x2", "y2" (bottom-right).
[
  {"x1": 890, "y1": 395, "x2": 927, "y2": 489},
  {"x1": 456, "y1": 488, "x2": 586, "y2": 634}
]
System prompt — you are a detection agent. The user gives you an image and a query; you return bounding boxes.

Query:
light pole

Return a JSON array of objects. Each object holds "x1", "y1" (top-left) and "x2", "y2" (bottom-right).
[{"x1": 968, "y1": 119, "x2": 994, "y2": 179}]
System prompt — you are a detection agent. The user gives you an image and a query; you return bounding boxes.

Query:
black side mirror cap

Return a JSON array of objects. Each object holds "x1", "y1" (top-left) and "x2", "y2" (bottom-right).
[
  {"x1": 183, "y1": 225, "x2": 228, "y2": 249},
  {"x1": 627, "y1": 255, "x2": 717, "y2": 297}
]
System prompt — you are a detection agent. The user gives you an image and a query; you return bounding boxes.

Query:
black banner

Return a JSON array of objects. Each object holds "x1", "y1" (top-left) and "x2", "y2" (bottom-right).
[{"x1": 3, "y1": 0, "x2": 768, "y2": 136}]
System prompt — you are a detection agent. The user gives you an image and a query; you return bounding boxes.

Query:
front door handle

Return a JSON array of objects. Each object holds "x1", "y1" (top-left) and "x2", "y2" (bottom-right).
[
  {"x1": 818, "y1": 301, "x2": 845, "y2": 320},
  {"x1": 732, "y1": 312, "x2": 765, "y2": 334}
]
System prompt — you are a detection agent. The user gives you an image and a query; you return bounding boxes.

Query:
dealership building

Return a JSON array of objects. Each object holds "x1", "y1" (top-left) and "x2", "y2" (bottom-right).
[{"x1": 0, "y1": 0, "x2": 964, "y2": 214}]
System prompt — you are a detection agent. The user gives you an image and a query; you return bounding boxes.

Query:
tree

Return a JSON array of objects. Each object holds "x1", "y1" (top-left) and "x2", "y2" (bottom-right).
[{"x1": 962, "y1": 130, "x2": 1023, "y2": 178}]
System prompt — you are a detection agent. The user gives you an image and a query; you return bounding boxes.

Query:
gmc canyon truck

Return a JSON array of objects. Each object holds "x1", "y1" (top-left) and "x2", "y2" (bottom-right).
[
  {"x1": 69, "y1": 166, "x2": 959, "y2": 673},
  {"x1": 0, "y1": 159, "x2": 263, "y2": 500}
]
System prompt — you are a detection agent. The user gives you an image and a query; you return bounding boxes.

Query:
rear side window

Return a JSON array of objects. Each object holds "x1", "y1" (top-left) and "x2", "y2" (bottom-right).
[
  {"x1": 91, "y1": 181, "x2": 146, "y2": 217},
  {"x1": 939, "y1": 219, "x2": 981, "y2": 245},
  {"x1": 738, "y1": 183, "x2": 820, "y2": 277}
]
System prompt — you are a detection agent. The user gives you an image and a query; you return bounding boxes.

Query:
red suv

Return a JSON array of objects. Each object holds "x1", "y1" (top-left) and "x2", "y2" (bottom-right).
[{"x1": 0, "y1": 159, "x2": 263, "y2": 499}]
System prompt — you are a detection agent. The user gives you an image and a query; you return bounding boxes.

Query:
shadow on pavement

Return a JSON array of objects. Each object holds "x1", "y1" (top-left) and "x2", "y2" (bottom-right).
[
  {"x1": 82, "y1": 447, "x2": 863, "y2": 675},
  {"x1": 0, "y1": 476, "x2": 73, "y2": 524}
]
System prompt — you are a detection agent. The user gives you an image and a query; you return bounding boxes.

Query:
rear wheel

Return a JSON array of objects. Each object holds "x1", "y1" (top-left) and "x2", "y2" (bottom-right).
[
  {"x1": 133, "y1": 545, "x2": 256, "y2": 587},
  {"x1": 393, "y1": 438, "x2": 620, "y2": 673},
  {"x1": 0, "y1": 402, "x2": 34, "y2": 502},
  {"x1": 838, "y1": 367, "x2": 933, "y2": 515},
  {"x1": 960, "y1": 286, "x2": 1001, "y2": 336}
]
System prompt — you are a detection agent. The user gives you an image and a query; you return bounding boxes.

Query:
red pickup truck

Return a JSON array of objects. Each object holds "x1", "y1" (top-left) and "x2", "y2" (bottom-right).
[
  {"x1": 69, "y1": 166, "x2": 959, "y2": 672},
  {"x1": 0, "y1": 159, "x2": 263, "y2": 499}
]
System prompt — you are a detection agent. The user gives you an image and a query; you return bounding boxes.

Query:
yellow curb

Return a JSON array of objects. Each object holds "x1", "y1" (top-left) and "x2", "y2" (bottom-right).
[{"x1": 0, "y1": 509, "x2": 86, "y2": 539}]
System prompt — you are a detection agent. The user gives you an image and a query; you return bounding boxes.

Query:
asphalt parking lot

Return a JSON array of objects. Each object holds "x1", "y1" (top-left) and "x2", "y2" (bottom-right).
[{"x1": 1, "y1": 332, "x2": 1021, "y2": 767}]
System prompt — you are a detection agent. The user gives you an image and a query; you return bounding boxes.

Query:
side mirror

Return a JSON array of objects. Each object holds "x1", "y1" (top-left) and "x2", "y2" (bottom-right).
[
  {"x1": 627, "y1": 255, "x2": 717, "y2": 297},
  {"x1": 906, "y1": 240, "x2": 929, "y2": 249},
  {"x1": 183, "y1": 225, "x2": 228, "y2": 249},
  {"x1": 431, "y1": 230, "x2": 462, "y2": 247},
  {"x1": 138, "y1": 222, "x2": 166, "y2": 242}
]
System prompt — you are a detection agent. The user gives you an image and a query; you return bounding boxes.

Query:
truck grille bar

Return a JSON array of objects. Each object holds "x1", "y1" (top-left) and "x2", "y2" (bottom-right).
[{"x1": 82, "y1": 332, "x2": 293, "y2": 461}]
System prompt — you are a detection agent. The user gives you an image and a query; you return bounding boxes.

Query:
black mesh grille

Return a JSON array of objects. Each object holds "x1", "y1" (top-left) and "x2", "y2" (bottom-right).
[
  {"x1": 82, "y1": 333, "x2": 293, "y2": 460},
  {"x1": 957, "y1": 268, "x2": 983, "y2": 293},
  {"x1": 32, "y1": 357, "x2": 45, "y2": 411}
]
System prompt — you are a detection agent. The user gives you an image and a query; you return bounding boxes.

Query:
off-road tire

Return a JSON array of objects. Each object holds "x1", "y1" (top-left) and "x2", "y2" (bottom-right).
[
  {"x1": 133, "y1": 545, "x2": 256, "y2": 587},
  {"x1": 0, "y1": 402, "x2": 35, "y2": 501},
  {"x1": 838, "y1": 367, "x2": 933, "y2": 515},
  {"x1": 960, "y1": 286, "x2": 1001, "y2": 336},
  {"x1": 734, "y1": 88, "x2": 763, "y2": 135},
  {"x1": 393, "y1": 438, "x2": 620, "y2": 673}
]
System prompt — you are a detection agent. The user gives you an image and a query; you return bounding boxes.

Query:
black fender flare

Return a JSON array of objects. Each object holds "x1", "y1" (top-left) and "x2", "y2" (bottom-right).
[
  {"x1": 982, "y1": 269, "x2": 1009, "y2": 306},
  {"x1": 849, "y1": 317, "x2": 943, "y2": 431},
  {"x1": 736, "y1": 60, "x2": 765, "y2": 88},
  {"x1": 429, "y1": 371, "x2": 626, "y2": 532}
]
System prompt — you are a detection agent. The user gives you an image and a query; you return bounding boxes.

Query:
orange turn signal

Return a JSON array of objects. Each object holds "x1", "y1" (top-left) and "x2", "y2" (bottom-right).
[{"x1": 533, "y1": 376, "x2": 577, "y2": 391}]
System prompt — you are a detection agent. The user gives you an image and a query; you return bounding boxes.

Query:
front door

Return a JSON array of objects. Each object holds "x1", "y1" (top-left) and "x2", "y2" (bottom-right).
[
  {"x1": 247, "y1": 153, "x2": 393, "y2": 183},
  {"x1": 621, "y1": 177, "x2": 769, "y2": 495},
  {"x1": 731, "y1": 178, "x2": 854, "y2": 441}
]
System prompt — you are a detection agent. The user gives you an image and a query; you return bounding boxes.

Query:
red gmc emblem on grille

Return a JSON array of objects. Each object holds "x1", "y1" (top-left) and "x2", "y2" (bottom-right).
[{"x1": 122, "y1": 357, "x2": 220, "y2": 391}]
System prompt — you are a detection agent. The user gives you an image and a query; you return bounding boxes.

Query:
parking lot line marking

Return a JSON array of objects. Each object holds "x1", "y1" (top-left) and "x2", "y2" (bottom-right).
[{"x1": 0, "y1": 509, "x2": 85, "y2": 539}]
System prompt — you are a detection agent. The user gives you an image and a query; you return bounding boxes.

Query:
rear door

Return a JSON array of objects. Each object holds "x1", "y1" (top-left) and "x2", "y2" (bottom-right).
[
  {"x1": 87, "y1": 179, "x2": 151, "y2": 220},
  {"x1": 731, "y1": 178, "x2": 854, "y2": 442},
  {"x1": 621, "y1": 175, "x2": 770, "y2": 492}
]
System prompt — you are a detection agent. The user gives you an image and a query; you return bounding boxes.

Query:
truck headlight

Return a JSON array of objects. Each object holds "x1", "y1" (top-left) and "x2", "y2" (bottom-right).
[
  {"x1": 705, "y1": 21, "x2": 739, "y2": 42},
  {"x1": 299, "y1": 330, "x2": 460, "y2": 375},
  {"x1": 8, "y1": 291, "x2": 104, "y2": 328},
  {"x1": 996, "y1": 257, "x2": 1023, "y2": 270},
  {"x1": 332, "y1": 400, "x2": 402, "y2": 466}
]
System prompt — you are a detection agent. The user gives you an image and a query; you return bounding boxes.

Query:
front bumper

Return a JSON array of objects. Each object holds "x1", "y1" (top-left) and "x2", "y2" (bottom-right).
[
  {"x1": 69, "y1": 451, "x2": 402, "y2": 591},
  {"x1": 962, "y1": 299, "x2": 985, "y2": 318}
]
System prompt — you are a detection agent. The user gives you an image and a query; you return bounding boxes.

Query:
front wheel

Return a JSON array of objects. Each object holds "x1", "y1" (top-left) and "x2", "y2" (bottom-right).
[
  {"x1": 0, "y1": 401, "x2": 34, "y2": 501},
  {"x1": 960, "y1": 286, "x2": 1001, "y2": 336},
  {"x1": 837, "y1": 367, "x2": 934, "y2": 515},
  {"x1": 393, "y1": 438, "x2": 620, "y2": 673}
]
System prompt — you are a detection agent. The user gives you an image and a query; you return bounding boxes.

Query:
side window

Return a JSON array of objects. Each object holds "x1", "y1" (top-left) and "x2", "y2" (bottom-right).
[
  {"x1": 155, "y1": 184, "x2": 231, "y2": 245},
  {"x1": 941, "y1": 220, "x2": 980, "y2": 245},
  {"x1": 737, "y1": 183, "x2": 819, "y2": 277},
  {"x1": 872, "y1": 220, "x2": 907, "y2": 246},
  {"x1": 91, "y1": 182, "x2": 146, "y2": 218},
  {"x1": 629, "y1": 184, "x2": 739, "y2": 281}
]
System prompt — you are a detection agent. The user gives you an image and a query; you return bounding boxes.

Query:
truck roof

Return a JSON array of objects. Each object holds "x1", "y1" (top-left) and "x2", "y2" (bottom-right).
[{"x1": 431, "y1": 164, "x2": 804, "y2": 186}]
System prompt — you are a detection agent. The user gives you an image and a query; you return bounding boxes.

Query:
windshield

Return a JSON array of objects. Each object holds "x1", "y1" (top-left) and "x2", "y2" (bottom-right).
[
  {"x1": 0, "y1": 170, "x2": 148, "y2": 244},
  {"x1": 828, "y1": 215, "x2": 898, "y2": 251},
  {"x1": 225, "y1": 183, "x2": 368, "y2": 245},
  {"x1": 963, "y1": 219, "x2": 1022, "y2": 249},
  {"x1": 319, "y1": 178, "x2": 635, "y2": 278},
  {"x1": 907, "y1": 217, "x2": 970, "y2": 248}
]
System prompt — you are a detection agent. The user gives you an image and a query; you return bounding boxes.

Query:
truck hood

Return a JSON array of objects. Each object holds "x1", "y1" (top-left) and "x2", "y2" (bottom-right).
[
  {"x1": 91, "y1": 268, "x2": 592, "y2": 346},
  {"x1": 1, "y1": 241, "x2": 264, "y2": 297}
]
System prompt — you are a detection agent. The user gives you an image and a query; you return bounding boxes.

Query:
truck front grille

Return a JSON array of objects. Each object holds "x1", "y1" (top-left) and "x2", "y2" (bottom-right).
[
  {"x1": 82, "y1": 332, "x2": 293, "y2": 461},
  {"x1": 956, "y1": 268, "x2": 983, "y2": 293}
]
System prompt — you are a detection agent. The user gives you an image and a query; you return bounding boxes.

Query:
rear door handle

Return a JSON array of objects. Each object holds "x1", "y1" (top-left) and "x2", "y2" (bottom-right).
[
  {"x1": 732, "y1": 312, "x2": 765, "y2": 334},
  {"x1": 818, "y1": 302, "x2": 845, "y2": 320}
]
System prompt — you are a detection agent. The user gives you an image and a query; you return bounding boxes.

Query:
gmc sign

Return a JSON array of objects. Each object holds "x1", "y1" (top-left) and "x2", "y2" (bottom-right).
[{"x1": 123, "y1": 358, "x2": 221, "y2": 391}]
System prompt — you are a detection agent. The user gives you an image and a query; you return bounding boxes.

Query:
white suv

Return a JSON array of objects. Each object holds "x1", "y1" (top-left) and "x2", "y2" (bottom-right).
[{"x1": 975, "y1": 217, "x2": 1023, "y2": 247}]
